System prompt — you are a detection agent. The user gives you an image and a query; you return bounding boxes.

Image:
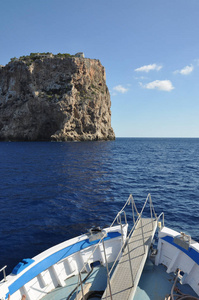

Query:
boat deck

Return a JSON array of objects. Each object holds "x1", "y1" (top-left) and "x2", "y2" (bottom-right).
[
  {"x1": 41, "y1": 222, "x2": 198, "y2": 300},
  {"x1": 102, "y1": 218, "x2": 157, "y2": 300},
  {"x1": 41, "y1": 259, "x2": 198, "y2": 300},
  {"x1": 42, "y1": 264, "x2": 109, "y2": 300},
  {"x1": 134, "y1": 260, "x2": 198, "y2": 300}
]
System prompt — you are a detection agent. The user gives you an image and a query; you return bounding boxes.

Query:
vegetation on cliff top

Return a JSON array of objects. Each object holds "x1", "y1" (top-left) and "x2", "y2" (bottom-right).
[{"x1": 9, "y1": 52, "x2": 74, "y2": 64}]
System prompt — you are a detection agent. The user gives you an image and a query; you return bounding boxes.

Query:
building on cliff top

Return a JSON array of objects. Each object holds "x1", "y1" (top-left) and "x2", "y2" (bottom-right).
[{"x1": 75, "y1": 52, "x2": 85, "y2": 58}]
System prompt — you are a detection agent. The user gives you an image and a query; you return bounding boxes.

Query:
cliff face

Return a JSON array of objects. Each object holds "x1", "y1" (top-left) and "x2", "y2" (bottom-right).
[{"x1": 0, "y1": 56, "x2": 115, "y2": 141}]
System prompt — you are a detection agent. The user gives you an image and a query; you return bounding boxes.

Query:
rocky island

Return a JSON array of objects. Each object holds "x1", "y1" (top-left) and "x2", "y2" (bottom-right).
[{"x1": 0, "y1": 52, "x2": 115, "y2": 141}]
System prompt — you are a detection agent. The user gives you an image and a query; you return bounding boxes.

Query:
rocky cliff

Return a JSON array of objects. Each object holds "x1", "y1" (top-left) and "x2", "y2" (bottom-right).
[{"x1": 0, "y1": 53, "x2": 115, "y2": 141}]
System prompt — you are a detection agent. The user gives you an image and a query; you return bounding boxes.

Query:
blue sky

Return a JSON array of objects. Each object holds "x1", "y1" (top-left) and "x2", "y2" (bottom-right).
[{"x1": 1, "y1": 0, "x2": 199, "y2": 137}]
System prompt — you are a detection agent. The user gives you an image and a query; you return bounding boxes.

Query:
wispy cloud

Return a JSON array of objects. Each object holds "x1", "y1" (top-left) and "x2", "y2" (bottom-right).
[
  {"x1": 135, "y1": 64, "x2": 162, "y2": 73},
  {"x1": 174, "y1": 64, "x2": 194, "y2": 75},
  {"x1": 140, "y1": 80, "x2": 174, "y2": 92},
  {"x1": 113, "y1": 85, "x2": 128, "y2": 94}
]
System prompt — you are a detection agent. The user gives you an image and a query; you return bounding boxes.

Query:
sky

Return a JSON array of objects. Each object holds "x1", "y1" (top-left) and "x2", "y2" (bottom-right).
[{"x1": 1, "y1": 0, "x2": 199, "y2": 137}]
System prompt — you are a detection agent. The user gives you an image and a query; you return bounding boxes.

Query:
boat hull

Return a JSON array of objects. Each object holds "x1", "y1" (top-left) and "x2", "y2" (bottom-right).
[{"x1": 0, "y1": 224, "x2": 128, "y2": 300}]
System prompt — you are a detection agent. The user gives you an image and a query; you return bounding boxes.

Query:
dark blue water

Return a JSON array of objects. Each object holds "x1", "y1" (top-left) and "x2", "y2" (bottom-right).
[{"x1": 1, "y1": 138, "x2": 199, "y2": 276}]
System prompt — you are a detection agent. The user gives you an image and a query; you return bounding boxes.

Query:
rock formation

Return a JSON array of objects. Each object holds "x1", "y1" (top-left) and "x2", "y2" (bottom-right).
[{"x1": 0, "y1": 53, "x2": 115, "y2": 141}]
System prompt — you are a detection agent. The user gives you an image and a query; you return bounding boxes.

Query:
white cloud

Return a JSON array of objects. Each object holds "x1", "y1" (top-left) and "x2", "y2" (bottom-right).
[
  {"x1": 113, "y1": 85, "x2": 128, "y2": 94},
  {"x1": 140, "y1": 80, "x2": 174, "y2": 92},
  {"x1": 135, "y1": 64, "x2": 162, "y2": 73},
  {"x1": 174, "y1": 65, "x2": 194, "y2": 75}
]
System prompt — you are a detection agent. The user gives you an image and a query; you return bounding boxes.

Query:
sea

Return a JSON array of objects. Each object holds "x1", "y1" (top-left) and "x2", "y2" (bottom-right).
[{"x1": 1, "y1": 138, "x2": 199, "y2": 277}]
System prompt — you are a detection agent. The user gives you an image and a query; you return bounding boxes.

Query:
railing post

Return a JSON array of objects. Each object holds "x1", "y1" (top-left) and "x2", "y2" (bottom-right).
[
  {"x1": 126, "y1": 237, "x2": 134, "y2": 287},
  {"x1": 78, "y1": 272, "x2": 85, "y2": 300},
  {"x1": 102, "y1": 239, "x2": 113, "y2": 300},
  {"x1": 117, "y1": 214, "x2": 124, "y2": 247},
  {"x1": 129, "y1": 195, "x2": 135, "y2": 225},
  {"x1": 75, "y1": 273, "x2": 80, "y2": 300},
  {"x1": 0, "y1": 265, "x2": 7, "y2": 282},
  {"x1": 117, "y1": 211, "x2": 128, "y2": 247},
  {"x1": 130, "y1": 195, "x2": 139, "y2": 226},
  {"x1": 149, "y1": 194, "x2": 154, "y2": 230},
  {"x1": 139, "y1": 215, "x2": 146, "y2": 254}
]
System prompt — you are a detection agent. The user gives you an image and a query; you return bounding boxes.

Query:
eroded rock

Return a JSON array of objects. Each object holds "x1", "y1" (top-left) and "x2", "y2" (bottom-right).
[{"x1": 0, "y1": 55, "x2": 115, "y2": 141}]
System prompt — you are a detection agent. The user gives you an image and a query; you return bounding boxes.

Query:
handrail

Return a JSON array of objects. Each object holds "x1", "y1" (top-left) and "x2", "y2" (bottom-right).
[
  {"x1": 105, "y1": 193, "x2": 158, "y2": 299},
  {"x1": 109, "y1": 194, "x2": 133, "y2": 228},
  {"x1": 74, "y1": 195, "x2": 134, "y2": 299},
  {"x1": 108, "y1": 193, "x2": 155, "y2": 276},
  {"x1": 77, "y1": 194, "x2": 134, "y2": 277},
  {"x1": 117, "y1": 212, "x2": 125, "y2": 246},
  {"x1": 109, "y1": 212, "x2": 140, "y2": 276},
  {"x1": 0, "y1": 265, "x2": 7, "y2": 282},
  {"x1": 157, "y1": 212, "x2": 165, "y2": 227},
  {"x1": 117, "y1": 210, "x2": 127, "y2": 226},
  {"x1": 74, "y1": 193, "x2": 158, "y2": 300}
]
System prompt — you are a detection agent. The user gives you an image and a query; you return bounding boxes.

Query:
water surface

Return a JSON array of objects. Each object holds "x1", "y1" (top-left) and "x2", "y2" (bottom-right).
[{"x1": 0, "y1": 138, "x2": 199, "y2": 275}]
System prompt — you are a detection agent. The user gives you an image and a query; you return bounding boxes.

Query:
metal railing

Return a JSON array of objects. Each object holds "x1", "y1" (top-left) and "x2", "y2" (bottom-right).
[
  {"x1": 0, "y1": 265, "x2": 7, "y2": 282},
  {"x1": 103, "y1": 193, "x2": 158, "y2": 299},
  {"x1": 73, "y1": 193, "x2": 159, "y2": 300},
  {"x1": 157, "y1": 212, "x2": 165, "y2": 228}
]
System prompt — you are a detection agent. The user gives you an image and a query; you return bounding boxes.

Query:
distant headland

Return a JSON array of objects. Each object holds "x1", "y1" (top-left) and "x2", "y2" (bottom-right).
[{"x1": 0, "y1": 52, "x2": 115, "y2": 141}]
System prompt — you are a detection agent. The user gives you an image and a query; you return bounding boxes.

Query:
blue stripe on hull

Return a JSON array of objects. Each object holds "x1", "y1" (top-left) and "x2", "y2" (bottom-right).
[
  {"x1": 7, "y1": 231, "x2": 120, "y2": 298},
  {"x1": 161, "y1": 236, "x2": 199, "y2": 265}
]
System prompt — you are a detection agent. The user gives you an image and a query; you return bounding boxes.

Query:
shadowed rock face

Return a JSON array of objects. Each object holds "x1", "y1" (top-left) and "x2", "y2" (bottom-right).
[{"x1": 0, "y1": 56, "x2": 115, "y2": 141}]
